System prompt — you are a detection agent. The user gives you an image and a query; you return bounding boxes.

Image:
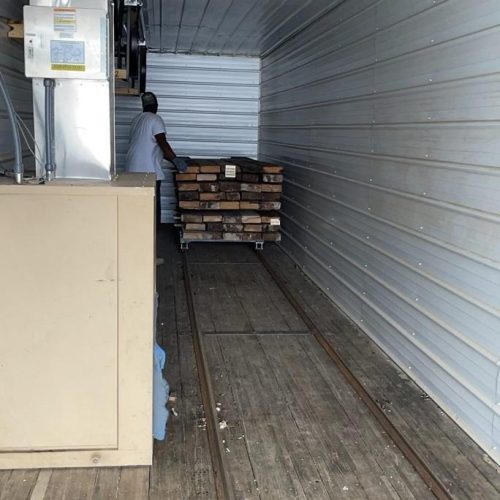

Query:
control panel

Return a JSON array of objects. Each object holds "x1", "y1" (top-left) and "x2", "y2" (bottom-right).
[{"x1": 24, "y1": 5, "x2": 108, "y2": 80}]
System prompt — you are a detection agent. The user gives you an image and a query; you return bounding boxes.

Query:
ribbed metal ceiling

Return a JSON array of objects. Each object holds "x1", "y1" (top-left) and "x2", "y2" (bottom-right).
[{"x1": 142, "y1": 0, "x2": 341, "y2": 56}]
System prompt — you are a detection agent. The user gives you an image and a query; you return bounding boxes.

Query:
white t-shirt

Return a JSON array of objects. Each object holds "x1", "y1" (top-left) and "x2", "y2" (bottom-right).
[{"x1": 126, "y1": 112, "x2": 167, "y2": 180}]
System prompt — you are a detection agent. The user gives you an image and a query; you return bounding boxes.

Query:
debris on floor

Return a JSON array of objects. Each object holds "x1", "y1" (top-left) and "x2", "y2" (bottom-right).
[{"x1": 377, "y1": 398, "x2": 392, "y2": 412}]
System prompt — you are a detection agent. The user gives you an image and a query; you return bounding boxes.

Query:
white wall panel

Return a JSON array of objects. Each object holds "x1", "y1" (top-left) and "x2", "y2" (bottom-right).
[
  {"x1": 260, "y1": 0, "x2": 500, "y2": 463},
  {"x1": 116, "y1": 53, "x2": 259, "y2": 222}
]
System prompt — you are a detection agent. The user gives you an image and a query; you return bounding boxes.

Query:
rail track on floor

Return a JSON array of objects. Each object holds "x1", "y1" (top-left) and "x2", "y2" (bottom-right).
[{"x1": 181, "y1": 248, "x2": 452, "y2": 500}]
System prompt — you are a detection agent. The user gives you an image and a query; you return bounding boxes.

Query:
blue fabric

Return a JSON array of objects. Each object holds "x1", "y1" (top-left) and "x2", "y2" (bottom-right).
[{"x1": 153, "y1": 342, "x2": 169, "y2": 440}]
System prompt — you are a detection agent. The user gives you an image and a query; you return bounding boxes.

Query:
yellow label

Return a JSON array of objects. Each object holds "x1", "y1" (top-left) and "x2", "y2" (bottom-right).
[{"x1": 51, "y1": 64, "x2": 85, "y2": 72}]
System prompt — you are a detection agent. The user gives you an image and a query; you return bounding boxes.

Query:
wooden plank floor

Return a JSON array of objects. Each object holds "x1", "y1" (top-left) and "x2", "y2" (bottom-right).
[
  {"x1": 2, "y1": 229, "x2": 500, "y2": 499},
  {"x1": 189, "y1": 247, "x2": 432, "y2": 499}
]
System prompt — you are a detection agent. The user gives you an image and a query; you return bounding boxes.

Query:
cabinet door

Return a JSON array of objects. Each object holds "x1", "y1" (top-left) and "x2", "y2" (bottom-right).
[{"x1": 0, "y1": 194, "x2": 118, "y2": 450}]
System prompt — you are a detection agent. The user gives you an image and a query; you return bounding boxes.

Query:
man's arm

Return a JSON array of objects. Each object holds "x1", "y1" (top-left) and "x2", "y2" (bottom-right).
[
  {"x1": 154, "y1": 132, "x2": 188, "y2": 172},
  {"x1": 154, "y1": 132, "x2": 176, "y2": 161}
]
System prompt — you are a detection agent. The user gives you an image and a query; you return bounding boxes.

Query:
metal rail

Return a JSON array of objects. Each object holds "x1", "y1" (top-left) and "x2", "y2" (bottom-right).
[
  {"x1": 182, "y1": 243, "x2": 452, "y2": 500},
  {"x1": 256, "y1": 250, "x2": 453, "y2": 500},
  {"x1": 182, "y1": 251, "x2": 236, "y2": 500}
]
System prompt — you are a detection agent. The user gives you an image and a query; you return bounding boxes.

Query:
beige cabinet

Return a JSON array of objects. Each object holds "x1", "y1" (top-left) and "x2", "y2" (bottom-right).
[{"x1": 0, "y1": 174, "x2": 155, "y2": 469}]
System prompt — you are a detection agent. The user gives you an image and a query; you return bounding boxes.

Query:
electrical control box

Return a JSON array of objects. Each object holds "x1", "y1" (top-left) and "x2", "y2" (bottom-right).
[{"x1": 24, "y1": 5, "x2": 108, "y2": 80}]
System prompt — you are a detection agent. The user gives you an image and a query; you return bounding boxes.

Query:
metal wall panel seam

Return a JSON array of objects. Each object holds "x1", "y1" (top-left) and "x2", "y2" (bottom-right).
[
  {"x1": 261, "y1": 0, "x2": 496, "y2": 79},
  {"x1": 278, "y1": 175, "x2": 500, "y2": 271},
  {"x1": 279, "y1": 161, "x2": 500, "y2": 224},
  {"x1": 260, "y1": 24, "x2": 500, "y2": 99},
  {"x1": 173, "y1": 0, "x2": 186, "y2": 53},
  {"x1": 259, "y1": 0, "x2": 346, "y2": 59},
  {"x1": 185, "y1": 0, "x2": 211, "y2": 54},
  {"x1": 279, "y1": 223, "x2": 500, "y2": 411},
  {"x1": 215, "y1": 2, "x2": 257, "y2": 56},
  {"x1": 143, "y1": 1, "x2": 367, "y2": 57},
  {"x1": 147, "y1": 66, "x2": 259, "y2": 74},
  {"x1": 261, "y1": 0, "x2": 444, "y2": 80},
  {"x1": 261, "y1": 154, "x2": 500, "y2": 272},
  {"x1": 280, "y1": 210, "x2": 500, "y2": 366},
  {"x1": 147, "y1": 95, "x2": 258, "y2": 102},
  {"x1": 231, "y1": 1, "x2": 291, "y2": 56},
  {"x1": 281, "y1": 180, "x2": 500, "y2": 262},
  {"x1": 272, "y1": 155, "x2": 500, "y2": 231},
  {"x1": 146, "y1": 80, "x2": 259, "y2": 87},
  {"x1": 262, "y1": 0, "x2": 468, "y2": 81},
  {"x1": 260, "y1": 0, "x2": 382, "y2": 71},
  {"x1": 261, "y1": 72, "x2": 500, "y2": 115},
  {"x1": 148, "y1": 52, "x2": 261, "y2": 69},
  {"x1": 250, "y1": 1, "x2": 325, "y2": 56},
  {"x1": 158, "y1": 124, "x2": 257, "y2": 130},
  {"x1": 166, "y1": 137, "x2": 257, "y2": 143},
  {"x1": 197, "y1": 1, "x2": 245, "y2": 56},
  {"x1": 261, "y1": 137, "x2": 500, "y2": 172},
  {"x1": 262, "y1": 120, "x2": 500, "y2": 127},
  {"x1": 282, "y1": 193, "x2": 500, "y2": 323}
]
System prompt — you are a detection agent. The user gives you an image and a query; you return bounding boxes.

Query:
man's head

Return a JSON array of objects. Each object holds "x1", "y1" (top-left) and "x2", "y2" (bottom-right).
[{"x1": 141, "y1": 92, "x2": 158, "y2": 113}]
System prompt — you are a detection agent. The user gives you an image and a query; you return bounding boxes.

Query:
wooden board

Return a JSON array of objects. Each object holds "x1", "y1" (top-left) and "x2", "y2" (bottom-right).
[
  {"x1": 197, "y1": 174, "x2": 218, "y2": 181},
  {"x1": 189, "y1": 259, "x2": 305, "y2": 334},
  {"x1": 204, "y1": 334, "x2": 432, "y2": 499},
  {"x1": 176, "y1": 173, "x2": 197, "y2": 181}
]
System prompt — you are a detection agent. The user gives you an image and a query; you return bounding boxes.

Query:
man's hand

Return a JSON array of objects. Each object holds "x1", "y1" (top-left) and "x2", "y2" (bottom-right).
[{"x1": 172, "y1": 157, "x2": 188, "y2": 172}]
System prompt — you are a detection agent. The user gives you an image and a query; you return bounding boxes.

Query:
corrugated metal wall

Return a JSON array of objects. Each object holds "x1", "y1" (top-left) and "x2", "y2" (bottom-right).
[
  {"x1": 0, "y1": 1, "x2": 34, "y2": 175},
  {"x1": 116, "y1": 53, "x2": 259, "y2": 222},
  {"x1": 142, "y1": 0, "x2": 342, "y2": 57},
  {"x1": 260, "y1": 0, "x2": 500, "y2": 462}
]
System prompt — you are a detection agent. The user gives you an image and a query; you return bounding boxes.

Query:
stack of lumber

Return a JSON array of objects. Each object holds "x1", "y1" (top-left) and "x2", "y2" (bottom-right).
[
  {"x1": 177, "y1": 157, "x2": 283, "y2": 242},
  {"x1": 180, "y1": 211, "x2": 281, "y2": 242}
]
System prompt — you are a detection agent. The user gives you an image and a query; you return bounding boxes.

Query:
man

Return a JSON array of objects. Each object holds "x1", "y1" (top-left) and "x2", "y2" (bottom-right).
[{"x1": 126, "y1": 91, "x2": 187, "y2": 226}]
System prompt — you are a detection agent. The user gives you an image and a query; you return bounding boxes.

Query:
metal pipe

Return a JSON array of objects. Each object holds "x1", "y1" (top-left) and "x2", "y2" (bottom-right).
[
  {"x1": 0, "y1": 72, "x2": 23, "y2": 184},
  {"x1": 44, "y1": 78, "x2": 56, "y2": 181}
]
